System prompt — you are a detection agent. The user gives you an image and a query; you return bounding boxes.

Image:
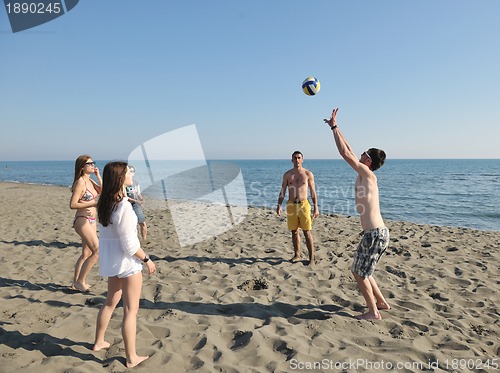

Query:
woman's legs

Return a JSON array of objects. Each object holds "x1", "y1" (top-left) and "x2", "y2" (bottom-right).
[
  {"x1": 93, "y1": 276, "x2": 122, "y2": 351},
  {"x1": 121, "y1": 272, "x2": 149, "y2": 368},
  {"x1": 73, "y1": 244, "x2": 91, "y2": 286},
  {"x1": 73, "y1": 218, "x2": 99, "y2": 291}
]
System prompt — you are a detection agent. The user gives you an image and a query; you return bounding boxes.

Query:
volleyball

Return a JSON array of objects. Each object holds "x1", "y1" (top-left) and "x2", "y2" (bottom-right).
[{"x1": 302, "y1": 76, "x2": 321, "y2": 96}]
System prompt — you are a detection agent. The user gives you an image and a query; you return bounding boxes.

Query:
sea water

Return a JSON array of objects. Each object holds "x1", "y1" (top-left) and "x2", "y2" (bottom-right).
[{"x1": 1, "y1": 159, "x2": 498, "y2": 231}]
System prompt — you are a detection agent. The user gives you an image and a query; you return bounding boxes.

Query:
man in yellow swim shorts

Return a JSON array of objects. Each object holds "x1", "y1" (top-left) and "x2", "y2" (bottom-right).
[{"x1": 277, "y1": 151, "x2": 319, "y2": 266}]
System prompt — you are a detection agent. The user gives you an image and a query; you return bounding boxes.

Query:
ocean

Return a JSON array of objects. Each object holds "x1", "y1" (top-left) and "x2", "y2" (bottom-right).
[{"x1": 1, "y1": 159, "x2": 499, "y2": 231}]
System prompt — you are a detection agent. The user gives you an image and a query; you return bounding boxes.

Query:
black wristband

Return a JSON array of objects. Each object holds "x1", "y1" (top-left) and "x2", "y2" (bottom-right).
[
  {"x1": 331, "y1": 125, "x2": 337, "y2": 130},
  {"x1": 143, "y1": 255, "x2": 150, "y2": 263}
]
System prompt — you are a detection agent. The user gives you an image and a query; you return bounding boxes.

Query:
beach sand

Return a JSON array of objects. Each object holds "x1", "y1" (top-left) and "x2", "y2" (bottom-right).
[{"x1": 0, "y1": 182, "x2": 498, "y2": 372}]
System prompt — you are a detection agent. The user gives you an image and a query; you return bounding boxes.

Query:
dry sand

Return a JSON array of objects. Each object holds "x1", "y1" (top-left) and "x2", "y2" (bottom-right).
[{"x1": 0, "y1": 182, "x2": 498, "y2": 372}]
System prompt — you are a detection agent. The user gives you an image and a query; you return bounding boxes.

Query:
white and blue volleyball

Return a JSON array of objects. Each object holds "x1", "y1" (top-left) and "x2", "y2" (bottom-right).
[{"x1": 302, "y1": 76, "x2": 321, "y2": 96}]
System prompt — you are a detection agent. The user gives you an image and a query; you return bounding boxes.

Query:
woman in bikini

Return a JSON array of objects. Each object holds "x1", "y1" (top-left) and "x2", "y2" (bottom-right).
[{"x1": 70, "y1": 155, "x2": 102, "y2": 292}]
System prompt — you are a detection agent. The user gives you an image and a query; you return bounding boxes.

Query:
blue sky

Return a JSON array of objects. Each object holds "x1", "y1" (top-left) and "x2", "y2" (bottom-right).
[{"x1": 1, "y1": 0, "x2": 499, "y2": 160}]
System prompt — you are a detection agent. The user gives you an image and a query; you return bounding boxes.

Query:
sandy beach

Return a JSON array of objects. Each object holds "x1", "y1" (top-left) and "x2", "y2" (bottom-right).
[{"x1": 0, "y1": 181, "x2": 498, "y2": 372}]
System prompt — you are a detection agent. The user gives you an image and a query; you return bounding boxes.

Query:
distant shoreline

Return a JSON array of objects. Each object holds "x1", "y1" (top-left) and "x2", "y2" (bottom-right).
[{"x1": 1, "y1": 180, "x2": 498, "y2": 233}]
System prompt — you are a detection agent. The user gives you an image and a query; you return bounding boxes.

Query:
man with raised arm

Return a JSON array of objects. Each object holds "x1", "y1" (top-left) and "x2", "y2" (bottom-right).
[
  {"x1": 324, "y1": 108, "x2": 390, "y2": 320},
  {"x1": 277, "y1": 151, "x2": 320, "y2": 266}
]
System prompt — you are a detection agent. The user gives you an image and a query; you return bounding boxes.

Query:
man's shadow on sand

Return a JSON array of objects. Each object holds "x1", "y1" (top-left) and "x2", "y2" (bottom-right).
[
  {"x1": 159, "y1": 254, "x2": 288, "y2": 266},
  {"x1": 137, "y1": 299, "x2": 354, "y2": 320},
  {"x1": 142, "y1": 255, "x2": 356, "y2": 319}
]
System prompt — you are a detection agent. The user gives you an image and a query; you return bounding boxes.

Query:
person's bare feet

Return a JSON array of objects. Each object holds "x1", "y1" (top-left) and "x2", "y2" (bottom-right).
[
  {"x1": 290, "y1": 256, "x2": 301, "y2": 263},
  {"x1": 376, "y1": 301, "x2": 391, "y2": 310},
  {"x1": 127, "y1": 355, "x2": 149, "y2": 368},
  {"x1": 72, "y1": 282, "x2": 90, "y2": 293},
  {"x1": 92, "y1": 341, "x2": 110, "y2": 352},
  {"x1": 355, "y1": 312, "x2": 382, "y2": 320},
  {"x1": 307, "y1": 257, "x2": 315, "y2": 267}
]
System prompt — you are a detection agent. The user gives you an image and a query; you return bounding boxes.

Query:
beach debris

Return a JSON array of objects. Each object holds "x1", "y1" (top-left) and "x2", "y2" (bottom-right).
[
  {"x1": 85, "y1": 297, "x2": 105, "y2": 307},
  {"x1": 237, "y1": 278, "x2": 269, "y2": 291}
]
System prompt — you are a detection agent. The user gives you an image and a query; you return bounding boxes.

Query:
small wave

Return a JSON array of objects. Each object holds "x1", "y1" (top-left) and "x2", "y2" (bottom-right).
[{"x1": 480, "y1": 212, "x2": 500, "y2": 219}]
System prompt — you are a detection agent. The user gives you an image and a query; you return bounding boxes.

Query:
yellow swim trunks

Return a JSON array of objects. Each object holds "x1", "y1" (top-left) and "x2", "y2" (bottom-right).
[{"x1": 286, "y1": 199, "x2": 312, "y2": 231}]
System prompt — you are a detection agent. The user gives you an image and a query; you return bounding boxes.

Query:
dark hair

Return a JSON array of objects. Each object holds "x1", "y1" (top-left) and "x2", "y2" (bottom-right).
[
  {"x1": 291, "y1": 150, "x2": 303, "y2": 158},
  {"x1": 367, "y1": 148, "x2": 386, "y2": 171},
  {"x1": 97, "y1": 161, "x2": 128, "y2": 226},
  {"x1": 71, "y1": 155, "x2": 92, "y2": 192}
]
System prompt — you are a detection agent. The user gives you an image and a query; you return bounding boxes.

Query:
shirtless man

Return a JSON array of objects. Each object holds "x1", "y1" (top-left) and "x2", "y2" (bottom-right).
[
  {"x1": 324, "y1": 108, "x2": 390, "y2": 320},
  {"x1": 277, "y1": 151, "x2": 319, "y2": 266}
]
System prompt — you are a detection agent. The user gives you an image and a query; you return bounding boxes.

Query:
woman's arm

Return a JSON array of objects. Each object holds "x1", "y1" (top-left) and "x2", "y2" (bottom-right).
[
  {"x1": 116, "y1": 202, "x2": 156, "y2": 274},
  {"x1": 91, "y1": 167, "x2": 102, "y2": 194}
]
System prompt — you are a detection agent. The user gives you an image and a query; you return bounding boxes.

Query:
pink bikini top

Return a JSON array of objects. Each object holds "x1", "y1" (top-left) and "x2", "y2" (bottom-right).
[{"x1": 80, "y1": 181, "x2": 97, "y2": 202}]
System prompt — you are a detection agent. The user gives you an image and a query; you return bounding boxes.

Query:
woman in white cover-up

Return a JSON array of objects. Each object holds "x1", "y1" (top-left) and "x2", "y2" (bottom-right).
[{"x1": 92, "y1": 161, "x2": 156, "y2": 369}]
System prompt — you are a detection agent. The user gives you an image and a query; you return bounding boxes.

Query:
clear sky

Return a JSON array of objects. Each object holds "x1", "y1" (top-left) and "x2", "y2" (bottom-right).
[{"x1": 1, "y1": 0, "x2": 499, "y2": 160}]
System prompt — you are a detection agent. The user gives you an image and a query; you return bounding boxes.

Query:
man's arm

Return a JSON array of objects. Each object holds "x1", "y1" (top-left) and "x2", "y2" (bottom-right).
[
  {"x1": 276, "y1": 174, "x2": 288, "y2": 216},
  {"x1": 308, "y1": 172, "x2": 320, "y2": 218},
  {"x1": 324, "y1": 108, "x2": 371, "y2": 176}
]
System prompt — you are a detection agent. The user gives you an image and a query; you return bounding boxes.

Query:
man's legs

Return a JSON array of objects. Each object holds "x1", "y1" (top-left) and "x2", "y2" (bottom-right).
[
  {"x1": 369, "y1": 276, "x2": 390, "y2": 310},
  {"x1": 291, "y1": 229, "x2": 301, "y2": 262},
  {"x1": 353, "y1": 272, "x2": 382, "y2": 320},
  {"x1": 303, "y1": 230, "x2": 315, "y2": 266}
]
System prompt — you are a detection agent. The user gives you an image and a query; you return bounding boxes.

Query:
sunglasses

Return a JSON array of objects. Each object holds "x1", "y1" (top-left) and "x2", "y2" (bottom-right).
[
  {"x1": 362, "y1": 151, "x2": 371, "y2": 160},
  {"x1": 85, "y1": 162, "x2": 95, "y2": 166}
]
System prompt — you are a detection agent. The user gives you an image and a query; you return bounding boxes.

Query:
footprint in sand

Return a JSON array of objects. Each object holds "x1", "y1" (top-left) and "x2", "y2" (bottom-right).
[
  {"x1": 149, "y1": 326, "x2": 171, "y2": 340},
  {"x1": 273, "y1": 340, "x2": 296, "y2": 361},
  {"x1": 193, "y1": 336, "x2": 207, "y2": 351},
  {"x1": 212, "y1": 347, "x2": 222, "y2": 362},
  {"x1": 230, "y1": 330, "x2": 253, "y2": 350},
  {"x1": 190, "y1": 356, "x2": 204, "y2": 369},
  {"x1": 430, "y1": 292, "x2": 449, "y2": 301},
  {"x1": 385, "y1": 266, "x2": 407, "y2": 279}
]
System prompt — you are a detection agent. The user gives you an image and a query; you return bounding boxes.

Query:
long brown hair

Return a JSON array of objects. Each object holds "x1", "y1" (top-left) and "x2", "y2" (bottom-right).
[
  {"x1": 97, "y1": 161, "x2": 128, "y2": 227},
  {"x1": 71, "y1": 155, "x2": 92, "y2": 192}
]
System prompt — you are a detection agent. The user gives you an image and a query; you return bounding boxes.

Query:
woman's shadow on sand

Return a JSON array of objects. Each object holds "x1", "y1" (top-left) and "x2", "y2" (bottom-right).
[{"x1": 0, "y1": 322, "x2": 123, "y2": 366}]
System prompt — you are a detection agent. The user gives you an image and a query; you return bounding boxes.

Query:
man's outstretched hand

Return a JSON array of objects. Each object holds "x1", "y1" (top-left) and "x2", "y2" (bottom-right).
[{"x1": 324, "y1": 107, "x2": 339, "y2": 128}]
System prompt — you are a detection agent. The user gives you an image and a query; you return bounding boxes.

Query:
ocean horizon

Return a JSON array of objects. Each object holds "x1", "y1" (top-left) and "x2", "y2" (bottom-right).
[{"x1": 1, "y1": 159, "x2": 499, "y2": 232}]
